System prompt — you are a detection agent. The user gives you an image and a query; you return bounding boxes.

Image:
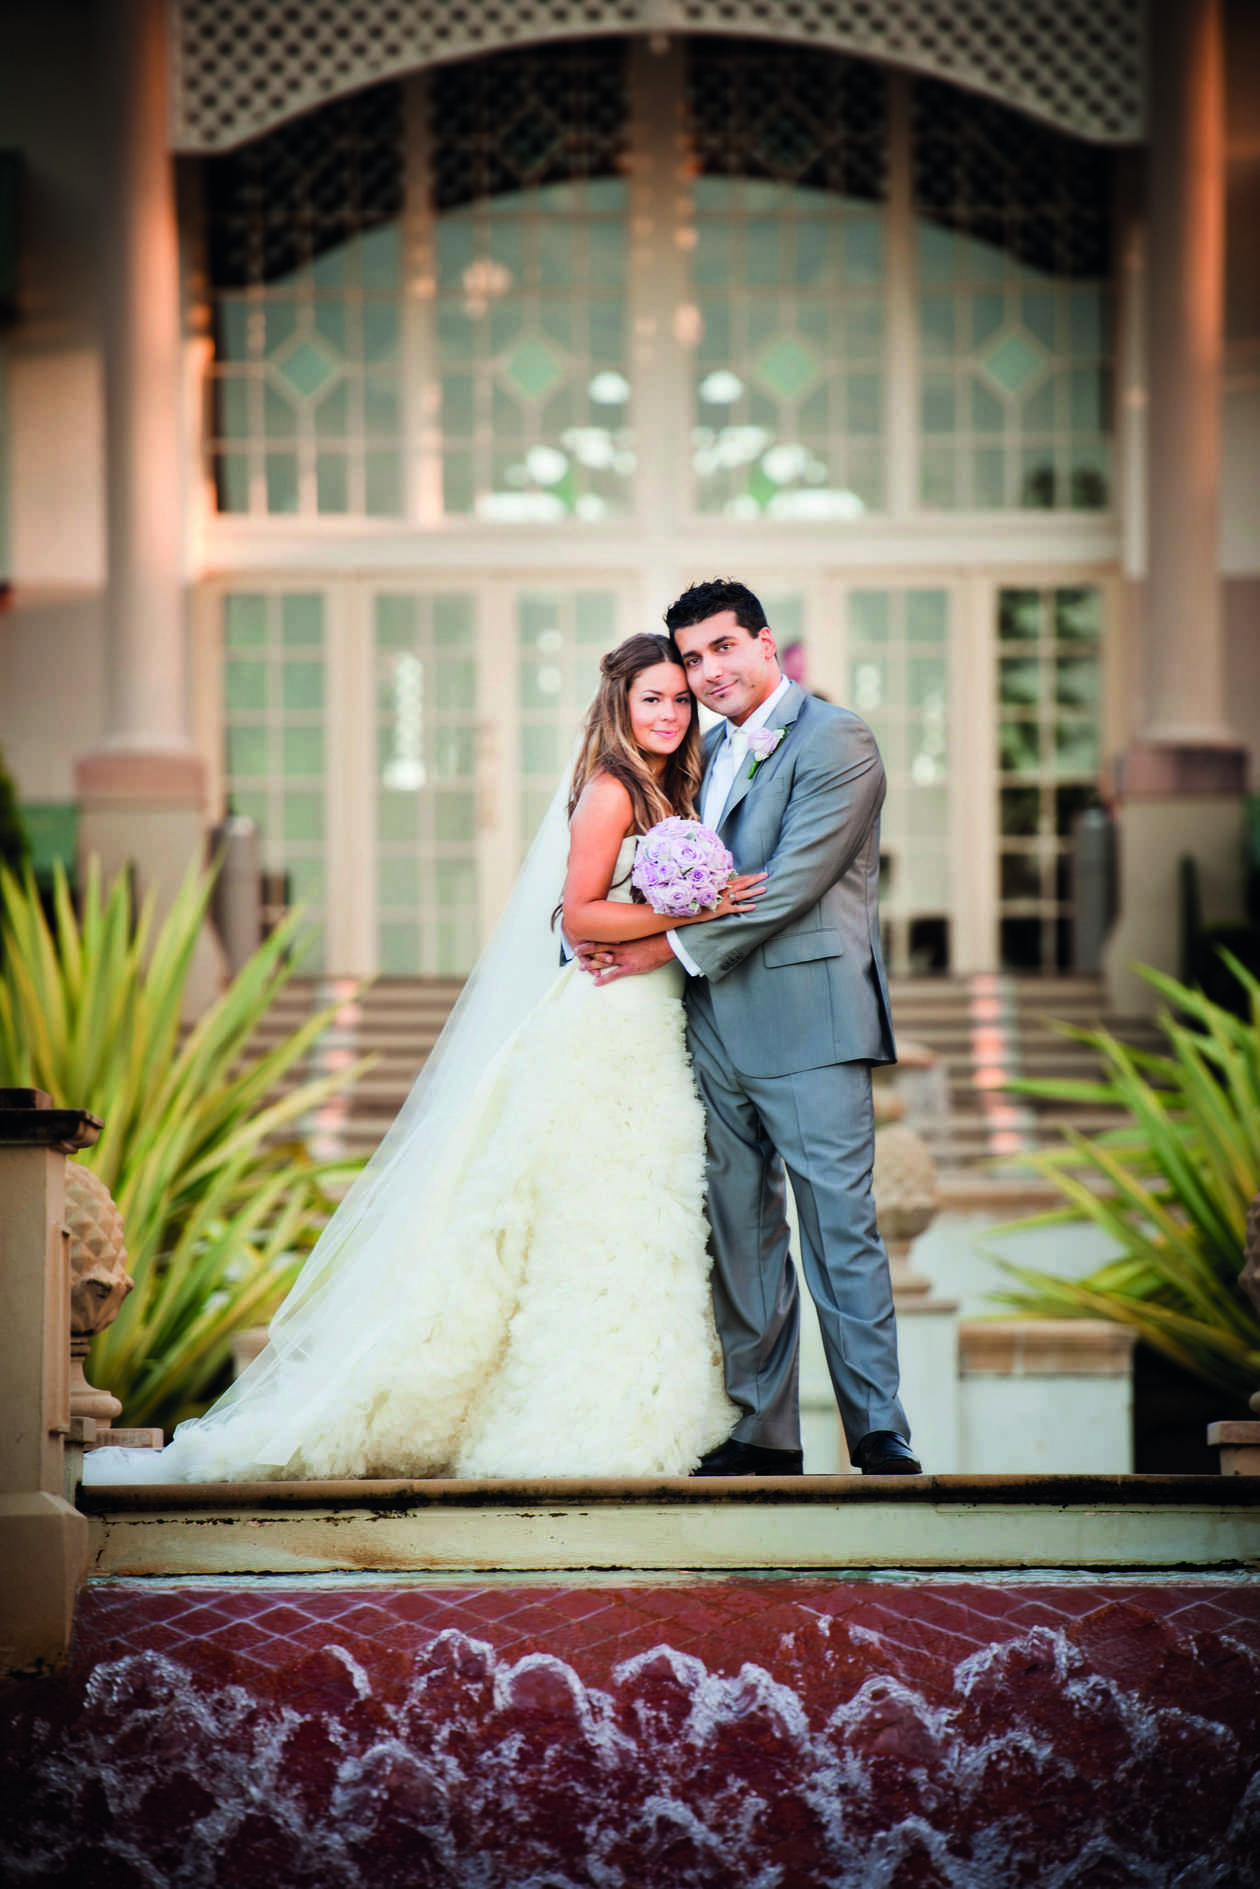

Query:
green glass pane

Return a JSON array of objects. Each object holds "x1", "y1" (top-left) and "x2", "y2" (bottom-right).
[
  {"x1": 232, "y1": 790, "x2": 268, "y2": 834},
  {"x1": 999, "y1": 721, "x2": 1041, "y2": 774},
  {"x1": 263, "y1": 381, "x2": 298, "y2": 438},
  {"x1": 282, "y1": 596, "x2": 322, "y2": 646},
  {"x1": 363, "y1": 304, "x2": 399, "y2": 363},
  {"x1": 434, "y1": 595, "x2": 474, "y2": 647},
  {"x1": 215, "y1": 452, "x2": 251, "y2": 513},
  {"x1": 365, "y1": 450, "x2": 402, "y2": 516},
  {"x1": 849, "y1": 591, "x2": 889, "y2": 644},
  {"x1": 843, "y1": 216, "x2": 882, "y2": 284},
  {"x1": 310, "y1": 381, "x2": 347, "y2": 440},
  {"x1": 491, "y1": 382, "x2": 526, "y2": 438},
  {"x1": 1055, "y1": 588, "x2": 1102, "y2": 643},
  {"x1": 999, "y1": 590, "x2": 1042, "y2": 642},
  {"x1": 283, "y1": 792, "x2": 324, "y2": 842},
  {"x1": 964, "y1": 236, "x2": 1006, "y2": 285},
  {"x1": 973, "y1": 447, "x2": 1006, "y2": 507},
  {"x1": 432, "y1": 726, "x2": 475, "y2": 779},
  {"x1": 503, "y1": 336, "x2": 565, "y2": 400},
  {"x1": 217, "y1": 376, "x2": 251, "y2": 440},
  {"x1": 906, "y1": 591, "x2": 947, "y2": 642},
  {"x1": 313, "y1": 302, "x2": 347, "y2": 356},
  {"x1": 971, "y1": 293, "x2": 1005, "y2": 349},
  {"x1": 1070, "y1": 287, "x2": 1104, "y2": 355},
  {"x1": 519, "y1": 595, "x2": 557, "y2": 643},
  {"x1": 437, "y1": 304, "x2": 475, "y2": 363},
  {"x1": 970, "y1": 377, "x2": 1005, "y2": 435},
  {"x1": 756, "y1": 334, "x2": 821, "y2": 401},
  {"x1": 216, "y1": 298, "x2": 251, "y2": 362},
  {"x1": 442, "y1": 374, "x2": 475, "y2": 435},
  {"x1": 521, "y1": 723, "x2": 561, "y2": 775},
  {"x1": 276, "y1": 337, "x2": 339, "y2": 397},
  {"x1": 435, "y1": 858, "x2": 476, "y2": 909},
  {"x1": 226, "y1": 725, "x2": 268, "y2": 777},
  {"x1": 847, "y1": 444, "x2": 883, "y2": 510},
  {"x1": 316, "y1": 452, "x2": 348, "y2": 513},
  {"x1": 489, "y1": 302, "x2": 525, "y2": 355},
  {"x1": 436, "y1": 792, "x2": 477, "y2": 843},
  {"x1": 983, "y1": 330, "x2": 1048, "y2": 397},
  {"x1": 845, "y1": 298, "x2": 882, "y2": 361},
  {"x1": 847, "y1": 372, "x2": 881, "y2": 435},
  {"x1": 378, "y1": 793, "x2": 419, "y2": 844},
  {"x1": 587, "y1": 219, "x2": 625, "y2": 287},
  {"x1": 1021, "y1": 292, "x2": 1057, "y2": 350},
  {"x1": 283, "y1": 725, "x2": 324, "y2": 777},
  {"x1": 921, "y1": 376, "x2": 955, "y2": 435},
  {"x1": 263, "y1": 303, "x2": 298, "y2": 357},
  {"x1": 1054, "y1": 656, "x2": 1099, "y2": 711},
  {"x1": 436, "y1": 915, "x2": 478, "y2": 977},
  {"x1": 487, "y1": 219, "x2": 525, "y2": 279},
  {"x1": 265, "y1": 453, "x2": 298, "y2": 513},
  {"x1": 1023, "y1": 375, "x2": 1058, "y2": 431},
  {"x1": 290, "y1": 923, "x2": 324, "y2": 974},
  {"x1": 225, "y1": 658, "x2": 267, "y2": 712},
  {"x1": 694, "y1": 177, "x2": 734, "y2": 210},
  {"x1": 999, "y1": 658, "x2": 1042, "y2": 706},
  {"x1": 919, "y1": 446, "x2": 956, "y2": 508},
  {"x1": 434, "y1": 657, "x2": 475, "y2": 711},
  {"x1": 443, "y1": 449, "x2": 475, "y2": 516},
  {"x1": 849, "y1": 655, "x2": 887, "y2": 715},
  {"x1": 576, "y1": 592, "x2": 616, "y2": 642},
  {"x1": 289, "y1": 858, "x2": 325, "y2": 905},
  {"x1": 225, "y1": 594, "x2": 266, "y2": 648},
  {"x1": 1000, "y1": 786, "x2": 1041, "y2": 836},
  {"x1": 312, "y1": 245, "x2": 348, "y2": 289},
  {"x1": 540, "y1": 385, "x2": 576, "y2": 433},
  {"x1": 694, "y1": 220, "x2": 733, "y2": 288},
  {"x1": 908, "y1": 656, "x2": 946, "y2": 709},
  {"x1": 916, "y1": 223, "x2": 956, "y2": 282},
  {"x1": 920, "y1": 296, "x2": 955, "y2": 358},
  {"x1": 746, "y1": 217, "x2": 780, "y2": 288},
  {"x1": 436, "y1": 217, "x2": 475, "y2": 290},
  {"x1": 1069, "y1": 366, "x2": 1103, "y2": 431},
  {"x1": 794, "y1": 221, "x2": 830, "y2": 286},
  {"x1": 539, "y1": 220, "x2": 572, "y2": 288},
  {"x1": 282, "y1": 661, "x2": 324, "y2": 712},
  {"x1": 375, "y1": 594, "x2": 415, "y2": 649},
  {"x1": 360, "y1": 225, "x2": 401, "y2": 290},
  {"x1": 360, "y1": 377, "x2": 396, "y2": 442},
  {"x1": 378, "y1": 855, "x2": 421, "y2": 908},
  {"x1": 1054, "y1": 721, "x2": 1099, "y2": 775},
  {"x1": 378, "y1": 921, "x2": 419, "y2": 974}
]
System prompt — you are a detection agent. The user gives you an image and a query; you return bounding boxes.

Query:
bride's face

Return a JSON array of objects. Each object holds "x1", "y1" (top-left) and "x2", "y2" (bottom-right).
[{"x1": 628, "y1": 661, "x2": 692, "y2": 766}]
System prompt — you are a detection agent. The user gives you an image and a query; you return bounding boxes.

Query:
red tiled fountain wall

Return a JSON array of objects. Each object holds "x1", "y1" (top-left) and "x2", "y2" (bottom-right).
[{"x1": 3, "y1": 1577, "x2": 1259, "y2": 1887}]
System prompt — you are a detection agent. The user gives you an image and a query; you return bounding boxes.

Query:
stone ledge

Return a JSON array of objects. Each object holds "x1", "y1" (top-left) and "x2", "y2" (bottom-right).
[{"x1": 959, "y1": 1319, "x2": 1136, "y2": 1376}]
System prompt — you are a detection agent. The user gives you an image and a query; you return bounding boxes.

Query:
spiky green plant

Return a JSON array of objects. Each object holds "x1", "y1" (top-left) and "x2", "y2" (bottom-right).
[
  {"x1": 987, "y1": 955, "x2": 1260, "y2": 1402},
  {"x1": 0, "y1": 859, "x2": 373, "y2": 1430}
]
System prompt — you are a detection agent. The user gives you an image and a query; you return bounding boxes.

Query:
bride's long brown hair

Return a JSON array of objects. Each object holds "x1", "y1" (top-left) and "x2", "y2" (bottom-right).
[{"x1": 568, "y1": 634, "x2": 703, "y2": 831}]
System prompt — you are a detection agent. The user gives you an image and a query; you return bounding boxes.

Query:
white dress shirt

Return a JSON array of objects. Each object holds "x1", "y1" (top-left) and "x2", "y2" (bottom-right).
[{"x1": 669, "y1": 673, "x2": 791, "y2": 978}]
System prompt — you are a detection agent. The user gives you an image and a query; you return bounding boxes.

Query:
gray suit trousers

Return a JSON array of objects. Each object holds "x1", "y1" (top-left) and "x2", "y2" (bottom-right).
[{"x1": 686, "y1": 978, "x2": 908, "y2": 1454}]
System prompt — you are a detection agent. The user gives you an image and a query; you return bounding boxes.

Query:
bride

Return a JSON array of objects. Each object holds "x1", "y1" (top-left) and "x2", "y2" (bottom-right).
[{"x1": 85, "y1": 634, "x2": 766, "y2": 1485}]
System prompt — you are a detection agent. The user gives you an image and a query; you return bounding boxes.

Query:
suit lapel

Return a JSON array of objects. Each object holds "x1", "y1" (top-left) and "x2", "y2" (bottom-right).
[{"x1": 717, "y1": 682, "x2": 806, "y2": 832}]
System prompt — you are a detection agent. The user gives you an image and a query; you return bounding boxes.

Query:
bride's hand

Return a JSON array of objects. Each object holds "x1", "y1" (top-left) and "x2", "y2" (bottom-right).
[{"x1": 702, "y1": 870, "x2": 768, "y2": 920}]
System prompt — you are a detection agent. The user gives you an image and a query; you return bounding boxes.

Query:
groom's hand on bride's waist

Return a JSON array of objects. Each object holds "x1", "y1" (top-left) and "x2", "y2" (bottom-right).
[{"x1": 576, "y1": 935, "x2": 674, "y2": 985}]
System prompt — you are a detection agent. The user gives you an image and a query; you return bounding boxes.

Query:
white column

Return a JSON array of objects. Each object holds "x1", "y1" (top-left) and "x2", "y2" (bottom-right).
[{"x1": 76, "y1": 0, "x2": 222, "y2": 1001}]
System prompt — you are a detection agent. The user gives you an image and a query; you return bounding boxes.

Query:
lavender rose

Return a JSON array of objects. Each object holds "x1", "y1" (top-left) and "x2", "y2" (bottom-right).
[{"x1": 631, "y1": 817, "x2": 735, "y2": 917}]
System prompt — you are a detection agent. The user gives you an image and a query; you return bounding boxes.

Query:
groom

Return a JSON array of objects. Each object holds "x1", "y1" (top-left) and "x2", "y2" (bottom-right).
[{"x1": 580, "y1": 579, "x2": 920, "y2": 1478}]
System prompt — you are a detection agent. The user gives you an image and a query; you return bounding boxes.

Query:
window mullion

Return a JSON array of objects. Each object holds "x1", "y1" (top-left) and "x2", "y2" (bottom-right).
[{"x1": 885, "y1": 69, "x2": 917, "y2": 520}]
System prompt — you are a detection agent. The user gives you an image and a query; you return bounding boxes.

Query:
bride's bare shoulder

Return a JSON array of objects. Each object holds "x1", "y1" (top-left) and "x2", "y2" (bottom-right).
[{"x1": 572, "y1": 770, "x2": 633, "y2": 827}]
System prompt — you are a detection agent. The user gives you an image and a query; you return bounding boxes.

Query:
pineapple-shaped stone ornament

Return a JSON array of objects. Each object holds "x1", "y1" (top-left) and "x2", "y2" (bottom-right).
[{"x1": 65, "y1": 1160, "x2": 133, "y2": 1423}]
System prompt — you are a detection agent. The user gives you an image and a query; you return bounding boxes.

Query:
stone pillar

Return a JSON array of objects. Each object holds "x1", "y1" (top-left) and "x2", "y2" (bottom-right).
[
  {"x1": 1104, "y1": 0, "x2": 1248, "y2": 1016},
  {"x1": 75, "y1": 0, "x2": 223, "y2": 1006},
  {"x1": 0, "y1": 1091, "x2": 100, "y2": 1674}
]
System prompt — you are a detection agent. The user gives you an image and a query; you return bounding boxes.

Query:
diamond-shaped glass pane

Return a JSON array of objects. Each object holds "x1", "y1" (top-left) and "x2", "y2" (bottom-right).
[
  {"x1": 982, "y1": 330, "x2": 1049, "y2": 397},
  {"x1": 754, "y1": 334, "x2": 821, "y2": 401},
  {"x1": 275, "y1": 338, "x2": 339, "y2": 398},
  {"x1": 503, "y1": 337, "x2": 565, "y2": 400}
]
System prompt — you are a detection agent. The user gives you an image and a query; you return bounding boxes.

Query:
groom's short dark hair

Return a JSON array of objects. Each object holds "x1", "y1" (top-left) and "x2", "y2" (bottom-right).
[{"x1": 665, "y1": 578, "x2": 768, "y2": 639}]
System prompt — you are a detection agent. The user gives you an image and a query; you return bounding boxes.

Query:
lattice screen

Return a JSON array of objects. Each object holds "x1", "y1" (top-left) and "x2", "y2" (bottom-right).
[{"x1": 171, "y1": 0, "x2": 1145, "y2": 153}]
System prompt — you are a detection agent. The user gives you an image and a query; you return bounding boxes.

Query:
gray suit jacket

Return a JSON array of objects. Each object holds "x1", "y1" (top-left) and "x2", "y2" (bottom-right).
[{"x1": 681, "y1": 683, "x2": 896, "y2": 1079}]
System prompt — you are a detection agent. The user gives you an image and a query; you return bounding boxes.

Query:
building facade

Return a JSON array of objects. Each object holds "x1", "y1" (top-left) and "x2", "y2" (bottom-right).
[{"x1": 0, "y1": 0, "x2": 1256, "y2": 1003}]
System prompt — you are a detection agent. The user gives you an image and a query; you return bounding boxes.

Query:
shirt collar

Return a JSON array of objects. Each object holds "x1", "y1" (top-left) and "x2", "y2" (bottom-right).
[{"x1": 725, "y1": 672, "x2": 791, "y2": 744}]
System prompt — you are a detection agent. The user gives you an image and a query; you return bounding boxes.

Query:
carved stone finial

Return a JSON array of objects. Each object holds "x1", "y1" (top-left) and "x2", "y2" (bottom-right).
[
  {"x1": 65, "y1": 1162, "x2": 133, "y2": 1424},
  {"x1": 873, "y1": 1118, "x2": 941, "y2": 1299}
]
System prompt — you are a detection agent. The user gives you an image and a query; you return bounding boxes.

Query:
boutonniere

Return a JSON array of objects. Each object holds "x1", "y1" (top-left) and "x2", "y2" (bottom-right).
[{"x1": 746, "y1": 726, "x2": 786, "y2": 780}]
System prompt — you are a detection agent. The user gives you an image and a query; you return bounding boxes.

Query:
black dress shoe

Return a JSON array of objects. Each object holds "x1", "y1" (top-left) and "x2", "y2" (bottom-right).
[
  {"x1": 692, "y1": 1439, "x2": 804, "y2": 1477},
  {"x1": 851, "y1": 1431, "x2": 922, "y2": 1476}
]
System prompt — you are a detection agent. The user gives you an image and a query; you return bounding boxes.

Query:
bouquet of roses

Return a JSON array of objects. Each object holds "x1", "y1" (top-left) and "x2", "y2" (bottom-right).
[{"x1": 631, "y1": 817, "x2": 734, "y2": 917}]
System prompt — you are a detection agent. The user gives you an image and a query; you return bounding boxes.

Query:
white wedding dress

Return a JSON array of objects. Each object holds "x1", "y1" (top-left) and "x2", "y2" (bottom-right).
[{"x1": 86, "y1": 839, "x2": 736, "y2": 1484}]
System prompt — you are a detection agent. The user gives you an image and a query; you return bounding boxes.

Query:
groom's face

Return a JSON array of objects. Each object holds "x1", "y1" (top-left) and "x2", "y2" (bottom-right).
[{"x1": 673, "y1": 612, "x2": 780, "y2": 725}]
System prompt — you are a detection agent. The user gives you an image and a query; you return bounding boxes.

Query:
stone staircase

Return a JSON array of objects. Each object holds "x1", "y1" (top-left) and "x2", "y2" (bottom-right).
[{"x1": 257, "y1": 973, "x2": 1165, "y2": 1173}]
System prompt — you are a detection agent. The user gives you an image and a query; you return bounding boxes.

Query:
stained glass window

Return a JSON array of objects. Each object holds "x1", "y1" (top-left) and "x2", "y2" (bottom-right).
[
  {"x1": 686, "y1": 42, "x2": 888, "y2": 518},
  {"x1": 996, "y1": 585, "x2": 1103, "y2": 969},
  {"x1": 517, "y1": 590, "x2": 616, "y2": 850},
  {"x1": 432, "y1": 44, "x2": 632, "y2": 522},
  {"x1": 913, "y1": 80, "x2": 1112, "y2": 511},
  {"x1": 206, "y1": 84, "x2": 405, "y2": 517}
]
